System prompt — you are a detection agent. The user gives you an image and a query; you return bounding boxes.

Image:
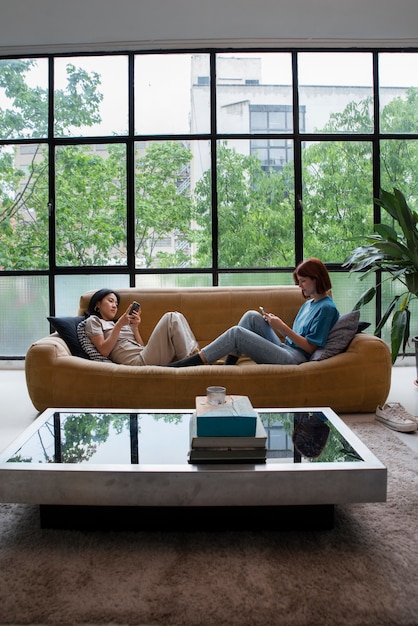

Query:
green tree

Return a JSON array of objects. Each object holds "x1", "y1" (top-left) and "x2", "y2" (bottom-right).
[
  {"x1": 302, "y1": 90, "x2": 418, "y2": 262},
  {"x1": 0, "y1": 63, "x2": 195, "y2": 270},
  {"x1": 2, "y1": 59, "x2": 418, "y2": 274},
  {"x1": 0, "y1": 143, "x2": 48, "y2": 269},
  {"x1": 135, "y1": 141, "x2": 194, "y2": 268},
  {"x1": 193, "y1": 142, "x2": 295, "y2": 268},
  {"x1": 59, "y1": 412, "x2": 128, "y2": 463},
  {"x1": 54, "y1": 143, "x2": 127, "y2": 266},
  {"x1": 302, "y1": 98, "x2": 375, "y2": 262},
  {"x1": 380, "y1": 89, "x2": 418, "y2": 205},
  {"x1": 380, "y1": 86, "x2": 418, "y2": 134},
  {"x1": 0, "y1": 59, "x2": 104, "y2": 269}
]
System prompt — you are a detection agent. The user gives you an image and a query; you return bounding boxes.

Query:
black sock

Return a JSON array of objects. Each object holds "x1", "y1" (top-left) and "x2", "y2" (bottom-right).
[
  {"x1": 165, "y1": 353, "x2": 205, "y2": 367},
  {"x1": 224, "y1": 354, "x2": 239, "y2": 365}
]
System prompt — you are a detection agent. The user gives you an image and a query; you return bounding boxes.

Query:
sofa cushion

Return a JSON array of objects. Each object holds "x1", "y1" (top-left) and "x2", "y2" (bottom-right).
[
  {"x1": 310, "y1": 310, "x2": 360, "y2": 361},
  {"x1": 47, "y1": 316, "x2": 88, "y2": 359},
  {"x1": 76, "y1": 319, "x2": 112, "y2": 362}
]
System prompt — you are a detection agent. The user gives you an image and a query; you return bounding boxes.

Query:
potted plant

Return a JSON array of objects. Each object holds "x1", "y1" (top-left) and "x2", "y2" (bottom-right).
[{"x1": 344, "y1": 188, "x2": 418, "y2": 382}]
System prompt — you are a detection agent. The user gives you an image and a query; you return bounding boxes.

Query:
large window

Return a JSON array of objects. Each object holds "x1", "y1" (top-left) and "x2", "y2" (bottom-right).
[{"x1": 1, "y1": 49, "x2": 418, "y2": 356}]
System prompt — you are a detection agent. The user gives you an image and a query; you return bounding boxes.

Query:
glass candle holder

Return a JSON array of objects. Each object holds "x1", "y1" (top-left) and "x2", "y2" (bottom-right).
[{"x1": 206, "y1": 385, "x2": 226, "y2": 405}]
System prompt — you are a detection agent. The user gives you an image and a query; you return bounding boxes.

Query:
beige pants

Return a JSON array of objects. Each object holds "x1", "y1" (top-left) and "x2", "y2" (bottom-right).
[{"x1": 110, "y1": 311, "x2": 199, "y2": 366}]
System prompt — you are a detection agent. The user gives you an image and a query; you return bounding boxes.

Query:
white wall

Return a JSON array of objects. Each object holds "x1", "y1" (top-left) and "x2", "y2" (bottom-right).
[{"x1": 1, "y1": 0, "x2": 418, "y2": 54}]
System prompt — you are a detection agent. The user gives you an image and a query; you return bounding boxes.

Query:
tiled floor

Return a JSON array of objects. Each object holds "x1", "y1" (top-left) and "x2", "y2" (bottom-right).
[{"x1": 0, "y1": 362, "x2": 417, "y2": 455}]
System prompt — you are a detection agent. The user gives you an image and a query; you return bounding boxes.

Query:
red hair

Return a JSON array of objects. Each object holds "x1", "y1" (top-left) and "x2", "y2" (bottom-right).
[{"x1": 293, "y1": 258, "x2": 332, "y2": 295}]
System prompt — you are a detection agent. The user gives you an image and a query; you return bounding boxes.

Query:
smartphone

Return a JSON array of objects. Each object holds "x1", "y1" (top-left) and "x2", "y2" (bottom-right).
[
  {"x1": 129, "y1": 301, "x2": 141, "y2": 314},
  {"x1": 259, "y1": 306, "x2": 266, "y2": 315}
]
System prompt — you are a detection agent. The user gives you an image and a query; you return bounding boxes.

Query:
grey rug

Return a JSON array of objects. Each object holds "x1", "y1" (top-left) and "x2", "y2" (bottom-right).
[{"x1": 0, "y1": 422, "x2": 417, "y2": 626}]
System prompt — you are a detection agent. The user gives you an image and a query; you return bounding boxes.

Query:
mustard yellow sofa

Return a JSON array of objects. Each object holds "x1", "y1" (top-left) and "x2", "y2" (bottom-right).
[{"x1": 25, "y1": 286, "x2": 391, "y2": 414}]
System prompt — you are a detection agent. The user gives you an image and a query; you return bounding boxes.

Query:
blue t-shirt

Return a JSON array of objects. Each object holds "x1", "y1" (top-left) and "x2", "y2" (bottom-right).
[{"x1": 286, "y1": 296, "x2": 339, "y2": 357}]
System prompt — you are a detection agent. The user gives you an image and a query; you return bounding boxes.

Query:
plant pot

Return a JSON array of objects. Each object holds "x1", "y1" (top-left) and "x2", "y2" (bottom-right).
[{"x1": 413, "y1": 335, "x2": 418, "y2": 387}]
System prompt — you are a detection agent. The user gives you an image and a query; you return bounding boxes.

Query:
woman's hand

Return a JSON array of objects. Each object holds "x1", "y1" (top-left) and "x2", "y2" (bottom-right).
[
  {"x1": 264, "y1": 312, "x2": 282, "y2": 329},
  {"x1": 128, "y1": 307, "x2": 141, "y2": 328},
  {"x1": 118, "y1": 303, "x2": 141, "y2": 327},
  {"x1": 267, "y1": 313, "x2": 316, "y2": 355},
  {"x1": 124, "y1": 302, "x2": 144, "y2": 345}
]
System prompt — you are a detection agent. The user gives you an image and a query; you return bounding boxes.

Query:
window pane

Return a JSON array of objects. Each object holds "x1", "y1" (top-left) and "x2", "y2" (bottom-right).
[
  {"x1": 251, "y1": 111, "x2": 267, "y2": 130},
  {"x1": 0, "y1": 143, "x2": 49, "y2": 270},
  {"x1": 381, "y1": 273, "x2": 418, "y2": 345},
  {"x1": 252, "y1": 147, "x2": 269, "y2": 164},
  {"x1": 219, "y1": 272, "x2": 376, "y2": 327},
  {"x1": 379, "y1": 53, "x2": 418, "y2": 133},
  {"x1": 269, "y1": 111, "x2": 287, "y2": 130},
  {"x1": 135, "y1": 274, "x2": 212, "y2": 288},
  {"x1": 54, "y1": 56, "x2": 129, "y2": 137},
  {"x1": 0, "y1": 275, "x2": 48, "y2": 357},
  {"x1": 298, "y1": 52, "x2": 374, "y2": 134},
  {"x1": 135, "y1": 140, "x2": 209, "y2": 269},
  {"x1": 329, "y1": 272, "x2": 376, "y2": 325},
  {"x1": 216, "y1": 53, "x2": 293, "y2": 134},
  {"x1": 219, "y1": 273, "x2": 295, "y2": 287},
  {"x1": 302, "y1": 141, "x2": 373, "y2": 262},
  {"x1": 55, "y1": 275, "x2": 130, "y2": 316},
  {"x1": 380, "y1": 139, "x2": 418, "y2": 201},
  {"x1": 250, "y1": 105, "x2": 292, "y2": 135},
  {"x1": 217, "y1": 140, "x2": 295, "y2": 268},
  {"x1": 55, "y1": 144, "x2": 127, "y2": 267},
  {"x1": 0, "y1": 58, "x2": 48, "y2": 140},
  {"x1": 135, "y1": 54, "x2": 210, "y2": 135}
]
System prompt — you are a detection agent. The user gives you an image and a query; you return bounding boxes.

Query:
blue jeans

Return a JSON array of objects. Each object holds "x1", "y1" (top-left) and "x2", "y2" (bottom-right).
[{"x1": 201, "y1": 310, "x2": 308, "y2": 365}]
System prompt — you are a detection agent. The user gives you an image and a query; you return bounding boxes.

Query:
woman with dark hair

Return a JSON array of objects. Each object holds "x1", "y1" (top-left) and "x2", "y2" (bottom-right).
[
  {"x1": 82, "y1": 288, "x2": 198, "y2": 366},
  {"x1": 166, "y1": 258, "x2": 339, "y2": 367}
]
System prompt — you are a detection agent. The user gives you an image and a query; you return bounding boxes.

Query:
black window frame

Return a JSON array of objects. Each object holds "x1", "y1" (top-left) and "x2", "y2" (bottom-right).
[{"x1": 1, "y1": 46, "x2": 418, "y2": 357}]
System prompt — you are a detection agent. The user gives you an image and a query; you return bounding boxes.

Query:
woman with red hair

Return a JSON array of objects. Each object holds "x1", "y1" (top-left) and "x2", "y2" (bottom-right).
[{"x1": 166, "y1": 258, "x2": 339, "y2": 367}]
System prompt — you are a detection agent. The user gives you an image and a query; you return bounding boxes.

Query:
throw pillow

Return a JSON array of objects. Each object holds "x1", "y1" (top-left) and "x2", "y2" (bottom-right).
[
  {"x1": 47, "y1": 316, "x2": 88, "y2": 359},
  {"x1": 76, "y1": 319, "x2": 112, "y2": 362},
  {"x1": 310, "y1": 310, "x2": 360, "y2": 362}
]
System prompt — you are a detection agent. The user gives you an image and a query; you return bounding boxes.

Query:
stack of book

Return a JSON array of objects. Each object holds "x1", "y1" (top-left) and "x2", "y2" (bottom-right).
[{"x1": 188, "y1": 395, "x2": 267, "y2": 463}]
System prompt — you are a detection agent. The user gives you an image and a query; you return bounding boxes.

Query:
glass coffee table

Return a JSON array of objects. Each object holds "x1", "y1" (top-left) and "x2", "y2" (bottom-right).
[{"x1": 0, "y1": 407, "x2": 387, "y2": 530}]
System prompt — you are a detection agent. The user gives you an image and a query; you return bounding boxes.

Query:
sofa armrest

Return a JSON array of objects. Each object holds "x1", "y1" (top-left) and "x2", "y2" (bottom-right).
[
  {"x1": 345, "y1": 332, "x2": 391, "y2": 360},
  {"x1": 299, "y1": 333, "x2": 391, "y2": 412}
]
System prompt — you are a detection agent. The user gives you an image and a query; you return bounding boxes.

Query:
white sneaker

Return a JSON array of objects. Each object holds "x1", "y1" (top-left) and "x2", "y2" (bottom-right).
[{"x1": 376, "y1": 402, "x2": 418, "y2": 433}]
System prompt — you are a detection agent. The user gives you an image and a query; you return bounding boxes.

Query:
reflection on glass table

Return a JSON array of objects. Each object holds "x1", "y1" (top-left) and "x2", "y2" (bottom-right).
[
  {"x1": 262, "y1": 411, "x2": 363, "y2": 464},
  {"x1": 4, "y1": 410, "x2": 363, "y2": 467}
]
